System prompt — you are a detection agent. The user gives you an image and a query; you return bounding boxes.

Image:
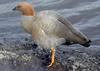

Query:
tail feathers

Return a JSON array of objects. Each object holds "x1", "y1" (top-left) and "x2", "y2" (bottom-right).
[
  {"x1": 61, "y1": 40, "x2": 91, "y2": 47},
  {"x1": 81, "y1": 40, "x2": 91, "y2": 47}
]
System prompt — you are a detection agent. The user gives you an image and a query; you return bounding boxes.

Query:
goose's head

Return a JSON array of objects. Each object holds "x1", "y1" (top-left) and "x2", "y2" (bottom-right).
[{"x1": 12, "y1": 2, "x2": 35, "y2": 16}]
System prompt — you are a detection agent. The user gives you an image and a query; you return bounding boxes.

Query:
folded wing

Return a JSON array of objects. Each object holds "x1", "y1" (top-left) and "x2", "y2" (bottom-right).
[{"x1": 38, "y1": 10, "x2": 91, "y2": 47}]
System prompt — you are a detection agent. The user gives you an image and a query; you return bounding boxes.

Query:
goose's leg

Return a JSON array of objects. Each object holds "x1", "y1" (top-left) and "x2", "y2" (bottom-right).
[{"x1": 48, "y1": 47, "x2": 55, "y2": 67}]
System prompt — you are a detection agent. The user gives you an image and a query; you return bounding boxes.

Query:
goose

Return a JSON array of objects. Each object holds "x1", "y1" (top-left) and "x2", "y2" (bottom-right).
[{"x1": 12, "y1": 2, "x2": 91, "y2": 67}]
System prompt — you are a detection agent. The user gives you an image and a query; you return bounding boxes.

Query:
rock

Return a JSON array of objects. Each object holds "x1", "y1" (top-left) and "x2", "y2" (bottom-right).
[{"x1": 0, "y1": 38, "x2": 100, "y2": 71}]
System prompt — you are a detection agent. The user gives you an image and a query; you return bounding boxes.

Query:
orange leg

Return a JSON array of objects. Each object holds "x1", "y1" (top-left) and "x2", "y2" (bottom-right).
[{"x1": 48, "y1": 47, "x2": 55, "y2": 67}]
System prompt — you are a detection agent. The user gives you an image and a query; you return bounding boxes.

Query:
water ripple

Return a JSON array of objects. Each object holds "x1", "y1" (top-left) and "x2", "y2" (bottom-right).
[
  {"x1": 75, "y1": 15, "x2": 100, "y2": 30},
  {"x1": 58, "y1": 0, "x2": 100, "y2": 17}
]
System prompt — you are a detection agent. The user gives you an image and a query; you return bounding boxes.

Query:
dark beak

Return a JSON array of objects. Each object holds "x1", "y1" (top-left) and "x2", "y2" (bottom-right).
[{"x1": 12, "y1": 7, "x2": 17, "y2": 11}]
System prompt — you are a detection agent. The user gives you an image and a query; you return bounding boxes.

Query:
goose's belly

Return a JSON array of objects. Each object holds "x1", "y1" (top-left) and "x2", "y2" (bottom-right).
[{"x1": 35, "y1": 35, "x2": 65, "y2": 49}]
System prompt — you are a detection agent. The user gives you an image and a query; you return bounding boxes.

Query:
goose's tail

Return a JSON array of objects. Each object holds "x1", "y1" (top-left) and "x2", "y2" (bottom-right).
[{"x1": 81, "y1": 40, "x2": 91, "y2": 47}]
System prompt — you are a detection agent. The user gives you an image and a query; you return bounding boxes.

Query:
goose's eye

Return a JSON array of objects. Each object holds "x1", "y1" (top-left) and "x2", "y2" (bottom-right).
[{"x1": 17, "y1": 5, "x2": 21, "y2": 8}]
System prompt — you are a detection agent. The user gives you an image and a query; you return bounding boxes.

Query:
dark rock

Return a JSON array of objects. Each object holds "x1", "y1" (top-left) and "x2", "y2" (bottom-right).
[{"x1": 0, "y1": 38, "x2": 100, "y2": 71}]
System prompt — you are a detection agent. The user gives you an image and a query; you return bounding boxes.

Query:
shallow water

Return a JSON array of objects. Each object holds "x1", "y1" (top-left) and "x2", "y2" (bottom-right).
[{"x1": 0, "y1": 0, "x2": 100, "y2": 47}]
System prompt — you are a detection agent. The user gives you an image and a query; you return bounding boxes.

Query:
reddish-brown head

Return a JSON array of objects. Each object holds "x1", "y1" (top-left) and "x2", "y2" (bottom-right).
[{"x1": 12, "y1": 2, "x2": 35, "y2": 16}]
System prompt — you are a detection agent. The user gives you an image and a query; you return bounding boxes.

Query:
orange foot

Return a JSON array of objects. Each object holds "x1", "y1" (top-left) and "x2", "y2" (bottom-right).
[{"x1": 48, "y1": 47, "x2": 55, "y2": 67}]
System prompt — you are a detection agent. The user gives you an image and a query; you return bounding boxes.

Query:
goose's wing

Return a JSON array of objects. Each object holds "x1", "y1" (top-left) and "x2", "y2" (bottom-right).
[{"x1": 38, "y1": 10, "x2": 90, "y2": 44}]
